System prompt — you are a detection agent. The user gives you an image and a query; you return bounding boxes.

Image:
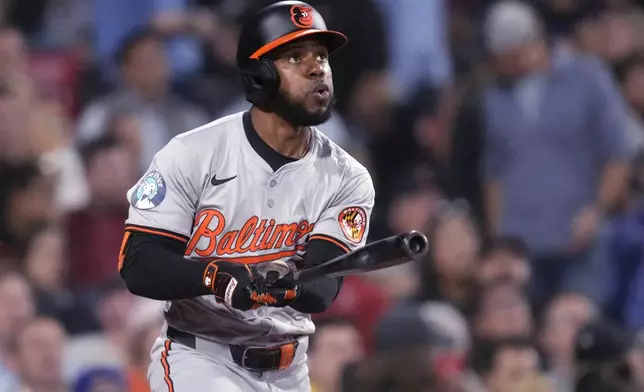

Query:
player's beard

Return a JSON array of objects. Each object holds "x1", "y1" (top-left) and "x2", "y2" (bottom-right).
[{"x1": 267, "y1": 87, "x2": 335, "y2": 127}]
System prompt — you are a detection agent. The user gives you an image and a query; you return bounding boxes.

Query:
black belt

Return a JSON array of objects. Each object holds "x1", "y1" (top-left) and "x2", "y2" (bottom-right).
[{"x1": 166, "y1": 326, "x2": 298, "y2": 372}]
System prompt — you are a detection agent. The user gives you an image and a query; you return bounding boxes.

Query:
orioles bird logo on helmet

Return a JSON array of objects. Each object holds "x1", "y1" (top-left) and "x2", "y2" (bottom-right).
[{"x1": 290, "y1": 5, "x2": 314, "y2": 28}]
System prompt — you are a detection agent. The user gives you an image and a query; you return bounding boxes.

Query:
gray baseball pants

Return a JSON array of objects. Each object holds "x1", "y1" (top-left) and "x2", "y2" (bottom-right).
[{"x1": 147, "y1": 325, "x2": 311, "y2": 392}]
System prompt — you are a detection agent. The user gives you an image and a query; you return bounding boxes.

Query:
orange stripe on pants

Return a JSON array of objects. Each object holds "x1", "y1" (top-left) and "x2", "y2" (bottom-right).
[{"x1": 161, "y1": 339, "x2": 174, "y2": 392}]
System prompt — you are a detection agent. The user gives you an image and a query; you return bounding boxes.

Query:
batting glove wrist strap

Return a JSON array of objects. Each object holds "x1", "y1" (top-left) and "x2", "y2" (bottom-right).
[{"x1": 203, "y1": 261, "x2": 258, "y2": 311}]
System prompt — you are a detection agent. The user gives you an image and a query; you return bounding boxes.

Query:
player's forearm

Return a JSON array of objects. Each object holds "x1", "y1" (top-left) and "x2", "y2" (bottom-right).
[
  {"x1": 290, "y1": 277, "x2": 342, "y2": 314},
  {"x1": 288, "y1": 237, "x2": 347, "y2": 313},
  {"x1": 120, "y1": 232, "x2": 211, "y2": 300}
]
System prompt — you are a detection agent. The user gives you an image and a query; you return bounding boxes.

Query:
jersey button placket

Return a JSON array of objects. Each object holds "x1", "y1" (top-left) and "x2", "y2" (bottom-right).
[{"x1": 267, "y1": 176, "x2": 278, "y2": 208}]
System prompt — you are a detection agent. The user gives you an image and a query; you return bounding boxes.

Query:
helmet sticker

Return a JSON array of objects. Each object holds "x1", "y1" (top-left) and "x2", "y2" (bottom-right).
[{"x1": 290, "y1": 5, "x2": 314, "y2": 28}]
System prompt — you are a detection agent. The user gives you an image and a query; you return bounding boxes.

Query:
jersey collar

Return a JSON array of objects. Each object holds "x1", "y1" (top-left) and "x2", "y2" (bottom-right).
[{"x1": 242, "y1": 111, "x2": 315, "y2": 172}]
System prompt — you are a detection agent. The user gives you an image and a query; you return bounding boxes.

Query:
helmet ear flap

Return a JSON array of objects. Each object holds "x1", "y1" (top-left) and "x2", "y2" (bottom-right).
[{"x1": 240, "y1": 58, "x2": 280, "y2": 107}]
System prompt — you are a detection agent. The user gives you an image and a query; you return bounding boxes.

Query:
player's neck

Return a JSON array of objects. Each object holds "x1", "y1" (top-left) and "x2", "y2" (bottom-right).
[{"x1": 250, "y1": 107, "x2": 310, "y2": 159}]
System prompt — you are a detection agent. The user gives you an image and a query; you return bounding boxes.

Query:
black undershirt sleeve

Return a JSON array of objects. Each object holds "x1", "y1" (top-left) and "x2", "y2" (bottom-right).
[
  {"x1": 288, "y1": 238, "x2": 345, "y2": 314},
  {"x1": 120, "y1": 230, "x2": 346, "y2": 310},
  {"x1": 119, "y1": 231, "x2": 211, "y2": 300}
]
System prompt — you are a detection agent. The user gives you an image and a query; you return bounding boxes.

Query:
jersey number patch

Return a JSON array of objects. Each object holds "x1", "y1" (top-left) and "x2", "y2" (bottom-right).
[{"x1": 338, "y1": 207, "x2": 367, "y2": 243}]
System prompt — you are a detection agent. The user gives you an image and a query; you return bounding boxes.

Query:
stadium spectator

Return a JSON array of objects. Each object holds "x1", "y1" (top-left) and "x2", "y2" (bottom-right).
[
  {"x1": 125, "y1": 314, "x2": 162, "y2": 392},
  {"x1": 384, "y1": 165, "x2": 441, "y2": 239},
  {"x1": 615, "y1": 53, "x2": 644, "y2": 155},
  {"x1": 470, "y1": 337, "x2": 547, "y2": 392},
  {"x1": 8, "y1": 317, "x2": 68, "y2": 392},
  {"x1": 414, "y1": 302, "x2": 478, "y2": 390},
  {"x1": 603, "y1": 206, "x2": 644, "y2": 331},
  {"x1": 0, "y1": 26, "x2": 28, "y2": 77},
  {"x1": 0, "y1": 161, "x2": 56, "y2": 259},
  {"x1": 366, "y1": 302, "x2": 486, "y2": 392},
  {"x1": 71, "y1": 367, "x2": 125, "y2": 392},
  {"x1": 629, "y1": 332, "x2": 644, "y2": 390},
  {"x1": 590, "y1": 7, "x2": 644, "y2": 68},
  {"x1": 64, "y1": 277, "x2": 135, "y2": 378},
  {"x1": 22, "y1": 226, "x2": 99, "y2": 335},
  {"x1": 33, "y1": 98, "x2": 91, "y2": 214},
  {"x1": 0, "y1": 27, "x2": 48, "y2": 161},
  {"x1": 75, "y1": 28, "x2": 207, "y2": 175},
  {"x1": 538, "y1": 293, "x2": 598, "y2": 392},
  {"x1": 66, "y1": 136, "x2": 136, "y2": 289},
  {"x1": 315, "y1": 275, "x2": 392, "y2": 353},
  {"x1": 481, "y1": 0, "x2": 632, "y2": 307},
  {"x1": 471, "y1": 282, "x2": 533, "y2": 340},
  {"x1": 574, "y1": 317, "x2": 643, "y2": 392},
  {"x1": 365, "y1": 169, "x2": 442, "y2": 301},
  {"x1": 0, "y1": 26, "x2": 90, "y2": 213},
  {"x1": 343, "y1": 302, "x2": 480, "y2": 392},
  {"x1": 513, "y1": 374, "x2": 557, "y2": 392},
  {"x1": 0, "y1": 77, "x2": 32, "y2": 164},
  {"x1": 0, "y1": 266, "x2": 34, "y2": 389},
  {"x1": 370, "y1": 87, "x2": 447, "y2": 212},
  {"x1": 308, "y1": 317, "x2": 364, "y2": 392},
  {"x1": 477, "y1": 236, "x2": 531, "y2": 292},
  {"x1": 374, "y1": 0, "x2": 453, "y2": 102},
  {"x1": 102, "y1": 110, "x2": 142, "y2": 164},
  {"x1": 447, "y1": 80, "x2": 488, "y2": 237},
  {"x1": 341, "y1": 352, "x2": 437, "y2": 392},
  {"x1": 417, "y1": 201, "x2": 480, "y2": 314}
]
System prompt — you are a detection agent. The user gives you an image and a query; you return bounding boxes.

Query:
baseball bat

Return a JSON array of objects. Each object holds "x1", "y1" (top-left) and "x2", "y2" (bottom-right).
[{"x1": 263, "y1": 230, "x2": 429, "y2": 285}]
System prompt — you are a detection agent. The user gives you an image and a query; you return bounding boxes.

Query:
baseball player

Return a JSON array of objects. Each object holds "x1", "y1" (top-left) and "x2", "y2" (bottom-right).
[{"x1": 118, "y1": 1, "x2": 375, "y2": 391}]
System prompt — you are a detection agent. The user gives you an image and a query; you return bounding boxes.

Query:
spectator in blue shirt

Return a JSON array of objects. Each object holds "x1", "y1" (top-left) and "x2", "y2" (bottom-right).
[{"x1": 481, "y1": 1, "x2": 631, "y2": 308}]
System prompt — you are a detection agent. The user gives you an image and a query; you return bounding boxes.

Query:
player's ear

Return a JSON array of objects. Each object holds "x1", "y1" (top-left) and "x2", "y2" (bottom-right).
[
  {"x1": 239, "y1": 58, "x2": 280, "y2": 106},
  {"x1": 245, "y1": 74, "x2": 265, "y2": 89}
]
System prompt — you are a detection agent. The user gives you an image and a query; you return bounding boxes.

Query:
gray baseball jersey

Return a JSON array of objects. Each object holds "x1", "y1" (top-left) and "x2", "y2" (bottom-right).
[{"x1": 125, "y1": 111, "x2": 375, "y2": 346}]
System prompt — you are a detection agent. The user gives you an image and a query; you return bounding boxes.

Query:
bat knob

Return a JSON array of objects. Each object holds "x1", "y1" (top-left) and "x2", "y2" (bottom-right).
[
  {"x1": 256, "y1": 260, "x2": 292, "y2": 288},
  {"x1": 265, "y1": 270, "x2": 280, "y2": 285}
]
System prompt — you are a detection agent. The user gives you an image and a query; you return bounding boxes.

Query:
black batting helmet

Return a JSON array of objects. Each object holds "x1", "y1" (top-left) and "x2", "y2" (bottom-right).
[{"x1": 236, "y1": 1, "x2": 347, "y2": 107}]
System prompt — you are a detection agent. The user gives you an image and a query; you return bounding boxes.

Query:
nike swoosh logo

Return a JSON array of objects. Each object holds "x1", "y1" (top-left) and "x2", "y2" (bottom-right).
[{"x1": 211, "y1": 175, "x2": 237, "y2": 186}]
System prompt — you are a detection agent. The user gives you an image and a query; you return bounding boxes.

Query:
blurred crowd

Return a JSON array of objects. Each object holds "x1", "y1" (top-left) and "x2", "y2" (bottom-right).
[{"x1": 1, "y1": 0, "x2": 644, "y2": 391}]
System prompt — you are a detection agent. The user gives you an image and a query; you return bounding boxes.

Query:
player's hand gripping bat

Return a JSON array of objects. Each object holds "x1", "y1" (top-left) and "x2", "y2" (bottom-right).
[{"x1": 257, "y1": 230, "x2": 429, "y2": 286}]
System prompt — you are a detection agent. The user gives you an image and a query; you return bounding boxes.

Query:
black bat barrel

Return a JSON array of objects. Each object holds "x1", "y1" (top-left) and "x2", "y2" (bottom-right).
[{"x1": 294, "y1": 230, "x2": 429, "y2": 282}]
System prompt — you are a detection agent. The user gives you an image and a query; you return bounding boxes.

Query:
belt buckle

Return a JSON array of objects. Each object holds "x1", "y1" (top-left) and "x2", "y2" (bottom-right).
[
  {"x1": 239, "y1": 342, "x2": 297, "y2": 372},
  {"x1": 239, "y1": 346, "x2": 272, "y2": 373},
  {"x1": 239, "y1": 347, "x2": 259, "y2": 372}
]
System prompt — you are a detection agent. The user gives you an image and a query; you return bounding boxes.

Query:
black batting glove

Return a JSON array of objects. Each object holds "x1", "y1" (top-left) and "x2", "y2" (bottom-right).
[{"x1": 203, "y1": 261, "x2": 259, "y2": 311}]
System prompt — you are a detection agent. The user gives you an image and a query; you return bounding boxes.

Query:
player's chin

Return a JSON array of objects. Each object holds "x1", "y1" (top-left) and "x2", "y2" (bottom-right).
[
  {"x1": 298, "y1": 107, "x2": 332, "y2": 126},
  {"x1": 307, "y1": 105, "x2": 332, "y2": 121},
  {"x1": 305, "y1": 95, "x2": 332, "y2": 113}
]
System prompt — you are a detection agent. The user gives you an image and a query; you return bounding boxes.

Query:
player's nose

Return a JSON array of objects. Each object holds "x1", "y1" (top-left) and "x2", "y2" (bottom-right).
[{"x1": 304, "y1": 58, "x2": 325, "y2": 79}]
